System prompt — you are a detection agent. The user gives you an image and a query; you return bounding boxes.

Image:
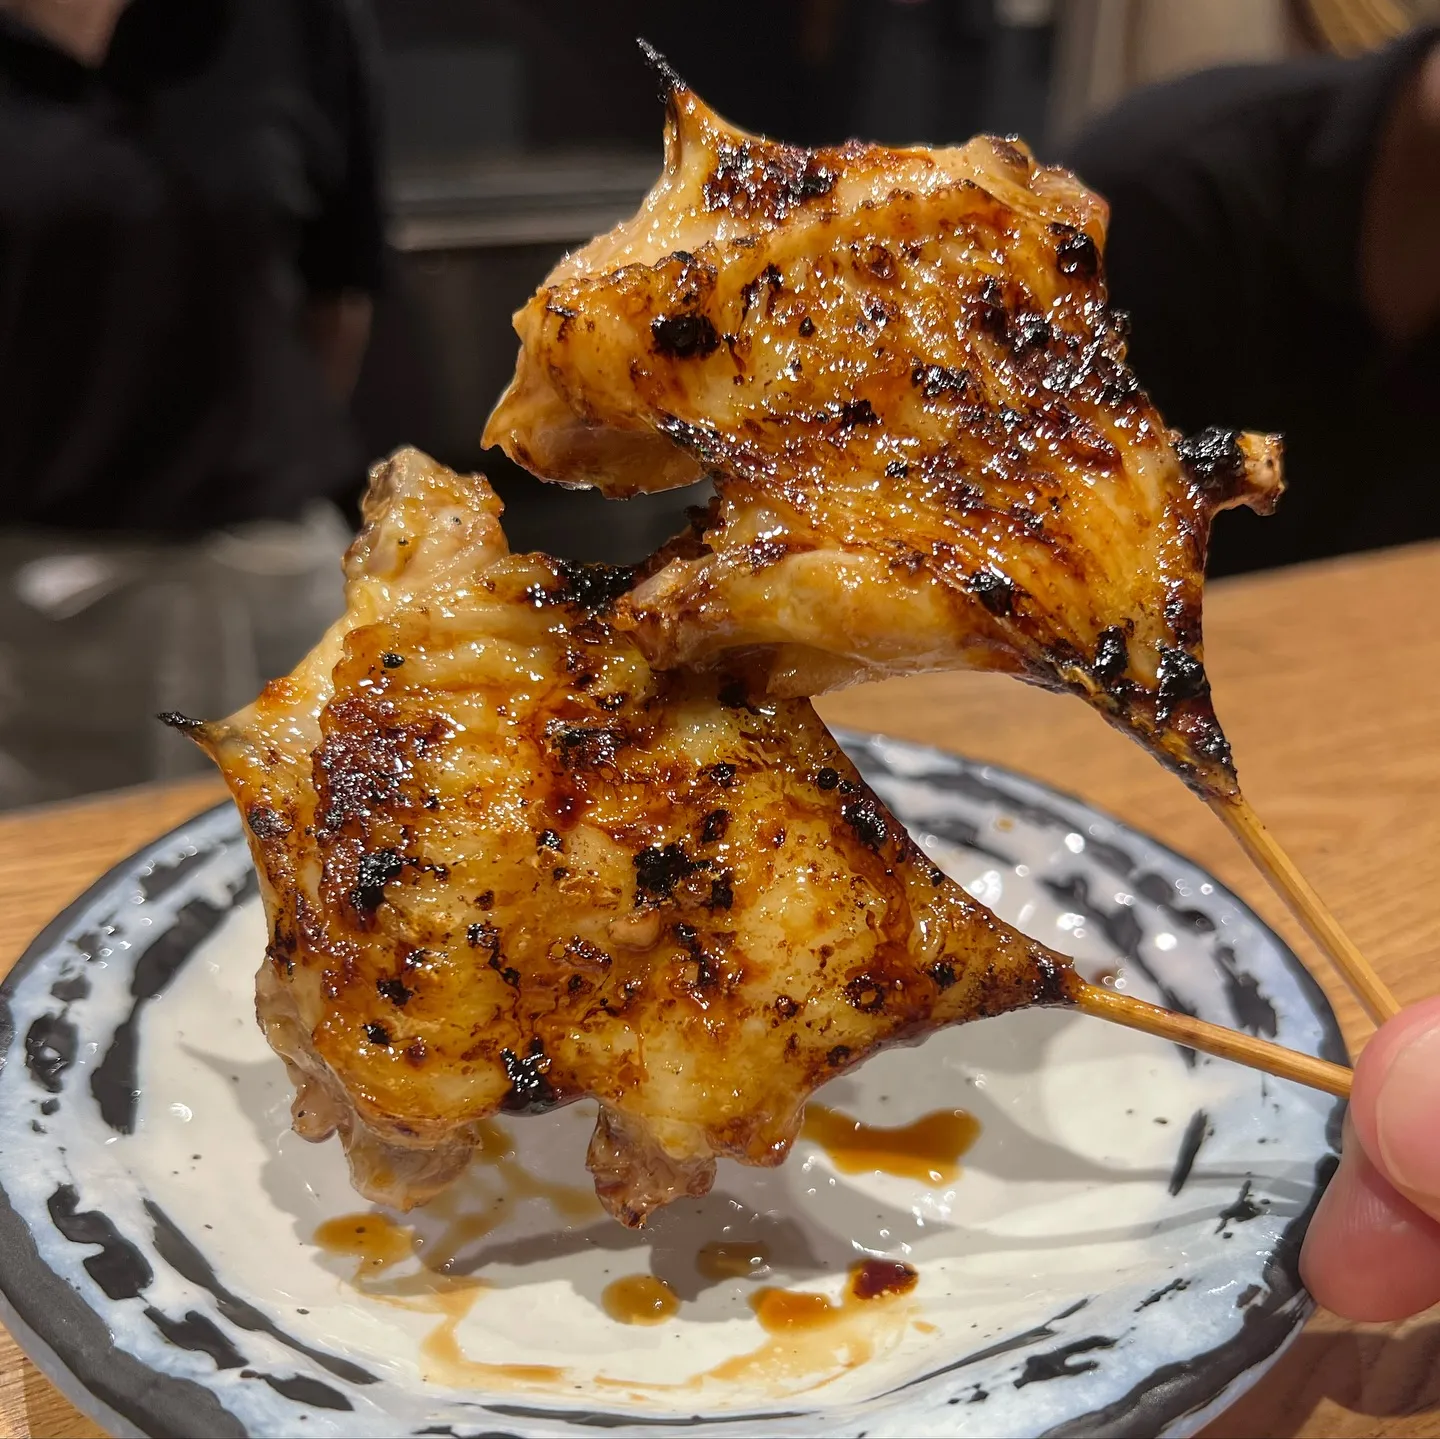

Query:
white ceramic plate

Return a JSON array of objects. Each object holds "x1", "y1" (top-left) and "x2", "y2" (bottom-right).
[{"x1": 0, "y1": 733, "x2": 1344, "y2": 1439}]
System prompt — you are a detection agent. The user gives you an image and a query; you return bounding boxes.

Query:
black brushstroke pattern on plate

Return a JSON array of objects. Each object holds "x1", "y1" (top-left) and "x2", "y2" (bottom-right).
[
  {"x1": 92, "y1": 880, "x2": 252, "y2": 1134},
  {"x1": 1014, "y1": 1336, "x2": 1117, "y2": 1388},
  {"x1": 1168, "y1": 1110, "x2": 1210, "y2": 1196},
  {"x1": 0, "y1": 827, "x2": 248, "y2": 1439},
  {"x1": 1041, "y1": 1154, "x2": 1337, "y2": 1438},
  {"x1": 146, "y1": 1200, "x2": 378, "y2": 1386},
  {"x1": 882, "y1": 1299, "x2": 1091, "y2": 1397},
  {"x1": 46, "y1": 1185, "x2": 153, "y2": 1300},
  {"x1": 482, "y1": 1405, "x2": 812, "y2": 1429}
]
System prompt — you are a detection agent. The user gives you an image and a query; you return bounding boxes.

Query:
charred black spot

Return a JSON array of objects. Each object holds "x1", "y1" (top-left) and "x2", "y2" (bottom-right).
[
  {"x1": 349, "y1": 849, "x2": 407, "y2": 912},
  {"x1": 836, "y1": 398, "x2": 879, "y2": 429},
  {"x1": 775, "y1": 995, "x2": 799, "y2": 1019},
  {"x1": 844, "y1": 974, "x2": 887, "y2": 1012},
  {"x1": 157, "y1": 711, "x2": 204, "y2": 732},
  {"x1": 564, "y1": 937, "x2": 611, "y2": 969},
  {"x1": 537, "y1": 829, "x2": 564, "y2": 852},
  {"x1": 927, "y1": 961, "x2": 957, "y2": 990},
  {"x1": 739, "y1": 263, "x2": 782, "y2": 320},
  {"x1": 718, "y1": 678, "x2": 761, "y2": 712},
  {"x1": 246, "y1": 806, "x2": 290, "y2": 839},
  {"x1": 708, "y1": 761, "x2": 737, "y2": 788},
  {"x1": 976, "y1": 277, "x2": 1007, "y2": 338},
  {"x1": 911, "y1": 363, "x2": 971, "y2": 400},
  {"x1": 885, "y1": 459, "x2": 910, "y2": 478},
  {"x1": 1158, "y1": 647, "x2": 1210, "y2": 709},
  {"x1": 1028, "y1": 954, "x2": 1075, "y2": 1007},
  {"x1": 841, "y1": 796, "x2": 889, "y2": 850},
  {"x1": 363, "y1": 1023, "x2": 391, "y2": 1047},
  {"x1": 862, "y1": 242, "x2": 896, "y2": 280},
  {"x1": 827, "y1": 1045, "x2": 852, "y2": 1067},
  {"x1": 476, "y1": 890, "x2": 494, "y2": 911},
  {"x1": 546, "y1": 299, "x2": 579, "y2": 338},
  {"x1": 1093, "y1": 627, "x2": 1130, "y2": 688},
  {"x1": 704, "y1": 140, "x2": 836, "y2": 220},
  {"x1": 376, "y1": 977, "x2": 413, "y2": 1007},
  {"x1": 743, "y1": 537, "x2": 790, "y2": 571},
  {"x1": 700, "y1": 809, "x2": 730, "y2": 844},
  {"x1": 657, "y1": 413, "x2": 724, "y2": 464},
  {"x1": 708, "y1": 876, "x2": 735, "y2": 910},
  {"x1": 652, "y1": 312, "x2": 721, "y2": 359},
  {"x1": 634, "y1": 843, "x2": 700, "y2": 900},
  {"x1": 500, "y1": 1040, "x2": 557, "y2": 1114},
  {"x1": 489, "y1": 955, "x2": 522, "y2": 988},
  {"x1": 531, "y1": 560, "x2": 636, "y2": 613},
  {"x1": 1052, "y1": 224, "x2": 1099, "y2": 279},
  {"x1": 969, "y1": 570, "x2": 1015, "y2": 617},
  {"x1": 798, "y1": 315, "x2": 815, "y2": 337},
  {"x1": 816, "y1": 767, "x2": 840, "y2": 791},
  {"x1": 380, "y1": 652, "x2": 405, "y2": 669},
  {"x1": 467, "y1": 922, "x2": 500, "y2": 954},
  {"x1": 1176, "y1": 427, "x2": 1246, "y2": 497},
  {"x1": 567, "y1": 974, "x2": 587, "y2": 994},
  {"x1": 1011, "y1": 312, "x2": 1051, "y2": 352},
  {"x1": 547, "y1": 721, "x2": 626, "y2": 772}
]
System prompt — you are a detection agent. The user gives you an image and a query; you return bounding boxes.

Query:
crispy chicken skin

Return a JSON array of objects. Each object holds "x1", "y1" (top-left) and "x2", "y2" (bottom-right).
[
  {"x1": 484, "y1": 61, "x2": 1283, "y2": 799},
  {"x1": 181, "y1": 449, "x2": 1078, "y2": 1225}
]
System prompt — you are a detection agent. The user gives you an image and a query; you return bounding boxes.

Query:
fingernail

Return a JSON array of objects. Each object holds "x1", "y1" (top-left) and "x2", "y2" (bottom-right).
[{"x1": 1376, "y1": 1022, "x2": 1440, "y2": 1196}]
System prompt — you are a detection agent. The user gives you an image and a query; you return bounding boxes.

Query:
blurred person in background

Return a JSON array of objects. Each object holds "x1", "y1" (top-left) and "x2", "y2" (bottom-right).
[
  {"x1": 1065, "y1": 21, "x2": 1440, "y2": 577},
  {"x1": 0, "y1": 0, "x2": 383, "y2": 809}
]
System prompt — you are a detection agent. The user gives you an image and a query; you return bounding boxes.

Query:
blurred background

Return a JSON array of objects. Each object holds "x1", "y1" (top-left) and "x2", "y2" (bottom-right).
[{"x1": 1, "y1": 0, "x2": 1436, "y2": 807}]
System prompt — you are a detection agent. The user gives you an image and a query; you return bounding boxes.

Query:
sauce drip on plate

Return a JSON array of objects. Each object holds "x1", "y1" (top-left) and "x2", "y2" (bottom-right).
[
  {"x1": 801, "y1": 1104, "x2": 980, "y2": 1184},
  {"x1": 751, "y1": 1259, "x2": 919, "y2": 1332},
  {"x1": 602, "y1": 1274, "x2": 680, "y2": 1325}
]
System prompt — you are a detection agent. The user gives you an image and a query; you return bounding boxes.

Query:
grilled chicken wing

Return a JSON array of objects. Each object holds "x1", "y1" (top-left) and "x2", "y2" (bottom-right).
[
  {"x1": 484, "y1": 61, "x2": 1282, "y2": 799},
  {"x1": 180, "y1": 449, "x2": 1077, "y2": 1225}
]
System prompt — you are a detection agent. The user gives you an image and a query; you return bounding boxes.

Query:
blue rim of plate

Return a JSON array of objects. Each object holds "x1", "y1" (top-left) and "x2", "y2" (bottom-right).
[{"x1": 0, "y1": 733, "x2": 1348, "y2": 1439}]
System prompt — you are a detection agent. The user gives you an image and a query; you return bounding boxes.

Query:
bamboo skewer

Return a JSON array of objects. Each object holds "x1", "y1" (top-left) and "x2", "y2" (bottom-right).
[
  {"x1": 1073, "y1": 982, "x2": 1353, "y2": 1098},
  {"x1": 1214, "y1": 795, "x2": 1400, "y2": 1026}
]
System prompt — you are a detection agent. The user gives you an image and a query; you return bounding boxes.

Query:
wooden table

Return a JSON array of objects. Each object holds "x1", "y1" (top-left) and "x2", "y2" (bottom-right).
[{"x1": 2, "y1": 540, "x2": 1438, "y2": 1439}]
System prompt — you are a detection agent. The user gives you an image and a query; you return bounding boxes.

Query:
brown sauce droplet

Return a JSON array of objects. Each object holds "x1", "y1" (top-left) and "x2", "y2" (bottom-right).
[
  {"x1": 750, "y1": 1259, "x2": 920, "y2": 1333},
  {"x1": 602, "y1": 1274, "x2": 679, "y2": 1325},
  {"x1": 696, "y1": 1240, "x2": 771, "y2": 1281},
  {"x1": 801, "y1": 1104, "x2": 981, "y2": 1184},
  {"x1": 851, "y1": 1258, "x2": 918, "y2": 1301},
  {"x1": 751, "y1": 1287, "x2": 841, "y2": 1332},
  {"x1": 313, "y1": 1213, "x2": 414, "y2": 1274}
]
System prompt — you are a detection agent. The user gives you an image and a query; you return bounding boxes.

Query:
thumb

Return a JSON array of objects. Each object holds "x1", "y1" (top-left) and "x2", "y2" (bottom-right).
[{"x1": 1350, "y1": 993, "x2": 1440, "y2": 1222}]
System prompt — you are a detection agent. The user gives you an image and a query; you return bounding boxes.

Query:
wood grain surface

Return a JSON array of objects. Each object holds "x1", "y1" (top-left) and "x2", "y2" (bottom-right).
[{"x1": 0, "y1": 541, "x2": 1437, "y2": 1439}]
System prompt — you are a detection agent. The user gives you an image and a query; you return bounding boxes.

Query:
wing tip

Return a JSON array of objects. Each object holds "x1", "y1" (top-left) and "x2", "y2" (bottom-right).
[{"x1": 636, "y1": 38, "x2": 687, "y2": 104}]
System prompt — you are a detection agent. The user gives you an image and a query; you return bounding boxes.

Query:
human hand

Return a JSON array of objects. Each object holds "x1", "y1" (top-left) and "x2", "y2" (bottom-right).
[{"x1": 1302, "y1": 995, "x2": 1440, "y2": 1320}]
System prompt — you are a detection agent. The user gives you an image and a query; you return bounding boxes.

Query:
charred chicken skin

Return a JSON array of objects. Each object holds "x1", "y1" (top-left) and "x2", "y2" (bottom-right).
[
  {"x1": 484, "y1": 59, "x2": 1282, "y2": 799},
  {"x1": 182, "y1": 449, "x2": 1078, "y2": 1226}
]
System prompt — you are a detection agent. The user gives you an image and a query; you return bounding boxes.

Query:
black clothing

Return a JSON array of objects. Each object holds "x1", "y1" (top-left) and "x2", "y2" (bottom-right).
[
  {"x1": 1065, "y1": 27, "x2": 1440, "y2": 576},
  {"x1": 0, "y1": 0, "x2": 383, "y2": 534}
]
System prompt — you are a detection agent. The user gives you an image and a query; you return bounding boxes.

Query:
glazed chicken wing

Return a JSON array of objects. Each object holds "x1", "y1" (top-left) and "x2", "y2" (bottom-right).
[
  {"x1": 484, "y1": 60, "x2": 1282, "y2": 800},
  {"x1": 179, "y1": 449, "x2": 1078, "y2": 1226}
]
